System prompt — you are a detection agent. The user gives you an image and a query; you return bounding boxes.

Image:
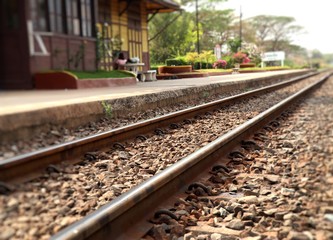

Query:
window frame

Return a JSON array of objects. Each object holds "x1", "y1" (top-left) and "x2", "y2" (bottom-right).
[{"x1": 29, "y1": 0, "x2": 95, "y2": 37}]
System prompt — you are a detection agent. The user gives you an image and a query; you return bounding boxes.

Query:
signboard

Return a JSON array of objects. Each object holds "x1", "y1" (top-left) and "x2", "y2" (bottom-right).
[
  {"x1": 261, "y1": 51, "x2": 285, "y2": 67},
  {"x1": 214, "y1": 44, "x2": 221, "y2": 59},
  {"x1": 262, "y1": 51, "x2": 285, "y2": 62}
]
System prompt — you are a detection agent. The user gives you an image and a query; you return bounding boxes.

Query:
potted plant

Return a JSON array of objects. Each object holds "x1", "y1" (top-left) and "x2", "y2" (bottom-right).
[{"x1": 233, "y1": 51, "x2": 247, "y2": 68}]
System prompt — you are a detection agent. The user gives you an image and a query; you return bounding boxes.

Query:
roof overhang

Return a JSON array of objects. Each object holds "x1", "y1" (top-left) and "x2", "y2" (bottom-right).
[{"x1": 146, "y1": 0, "x2": 182, "y2": 13}]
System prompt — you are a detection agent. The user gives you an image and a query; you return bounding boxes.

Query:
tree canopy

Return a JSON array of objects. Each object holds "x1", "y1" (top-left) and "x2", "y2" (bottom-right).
[
  {"x1": 148, "y1": 3, "x2": 331, "y2": 67},
  {"x1": 246, "y1": 15, "x2": 303, "y2": 51},
  {"x1": 149, "y1": 12, "x2": 197, "y2": 63}
]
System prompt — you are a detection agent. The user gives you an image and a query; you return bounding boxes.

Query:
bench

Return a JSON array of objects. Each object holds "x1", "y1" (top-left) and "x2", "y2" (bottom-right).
[
  {"x1": 138, "y1": 70, "x2": 157, "y2": 82},
  {"x1": 123, "y1": 63, "x2": 145, "y2": 77}
]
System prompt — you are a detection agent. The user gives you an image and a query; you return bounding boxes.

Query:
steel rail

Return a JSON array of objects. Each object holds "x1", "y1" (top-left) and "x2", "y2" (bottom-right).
[
  {"x1": 0, "y1": 71, "x2": 318, "y2": 183},
  {"x1": 50, "y1": 72, "x2": 332, "y2": 240}
]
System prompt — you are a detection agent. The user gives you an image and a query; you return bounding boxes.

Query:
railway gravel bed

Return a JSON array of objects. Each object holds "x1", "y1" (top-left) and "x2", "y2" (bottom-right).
[
  {"x1": 0, "y1": 73, "x2": 315, "y2": 160},
  {"x1": 143, "y1": 76, "x2": 333, "y2": 240},
  {"x1": 0, "y1": 74, "x2": 329, "y2": 240}
]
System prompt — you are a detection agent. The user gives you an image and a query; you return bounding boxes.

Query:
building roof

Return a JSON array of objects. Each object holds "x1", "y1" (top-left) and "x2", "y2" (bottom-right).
[{"x1": 146, "y1": 0, "x2": 181, "y2": 13}]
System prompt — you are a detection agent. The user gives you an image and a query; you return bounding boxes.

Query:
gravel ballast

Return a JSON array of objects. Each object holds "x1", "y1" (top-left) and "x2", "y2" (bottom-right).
[
  {"x1": 0, "y1": 74, "x2": 331, "y2": 239},
  {"x1": 144, "y1": 76, "x2": 333, "y2": 240}
]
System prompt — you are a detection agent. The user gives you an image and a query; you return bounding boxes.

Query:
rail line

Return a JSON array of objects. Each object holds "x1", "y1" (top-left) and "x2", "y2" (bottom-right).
[
  {"x1": 49, "y1": 72, "x2": 332, "y2": 240},
  {"x1": 0, "y1": 71, "x2": 318, "y2": 184}
]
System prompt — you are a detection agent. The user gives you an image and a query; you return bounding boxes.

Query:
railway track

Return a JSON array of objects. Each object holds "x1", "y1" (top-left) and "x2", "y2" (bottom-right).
[
  {"x1": 0, "y1": 71, "x2": 318, "y2": 184},
  {"x1": 47, "y1": 72, "x2": 331, "y2": 240},
  {"x1": 0, "y1": 71, "x2": 332, "y2": 240}
]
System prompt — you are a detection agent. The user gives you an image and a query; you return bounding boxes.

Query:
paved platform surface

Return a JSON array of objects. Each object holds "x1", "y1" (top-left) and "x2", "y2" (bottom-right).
[{"x1": 0, "y1": 70, "x2": 304, "y2": 116}]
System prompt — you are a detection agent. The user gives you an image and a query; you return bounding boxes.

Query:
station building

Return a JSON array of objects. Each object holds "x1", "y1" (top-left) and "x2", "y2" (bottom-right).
[{"x1": 0, "y1": 0, "x2": 180, "y2": 89}]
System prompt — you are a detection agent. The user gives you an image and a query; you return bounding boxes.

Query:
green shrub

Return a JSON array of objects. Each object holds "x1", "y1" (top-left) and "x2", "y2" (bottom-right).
[
  {"x1": 185, "y1": 52, "x2": 199, "y2": 65},
  {"x1": 227, "y1": 38, "x2": 242, "y2": 53},
  {"x1": 193, "y1": 62, "x2": 213, "y2": 69},
  {"x1": 165, "y1": 59, "x2": 180, "y2": 66},
  {"x1": 201, "y1": 62, "x2": 213, "y2": 69},
  {"x1": 193, "y1": 62, "x2": 201, "y2": 70},
  {"x1": 165, "y1": 57, "x2": 187, "y2": 66},
  {"x1": 190, "y1": 51, "x2": 216, "y2": 69},
  {"x1": 150, "y1": 66, "x2": 159, "y2": 71},
  {"x1": 176, "y1": 56, "x2": 188, "y2": 65},
  {"x1": 199, "y1": 51, "x2": 216, "y2": 68}
]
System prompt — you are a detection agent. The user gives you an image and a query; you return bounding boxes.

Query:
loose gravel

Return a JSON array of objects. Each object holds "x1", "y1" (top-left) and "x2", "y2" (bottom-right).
[
  {"x1": 0, "y1": 74, "x2": 316, "y2": 160},
  {"x1": 0, "y1": 74, "x2": 329, "y2": 240},
  {"x1": 144, "y1": 76, "x2": 333, "y2": 240}
]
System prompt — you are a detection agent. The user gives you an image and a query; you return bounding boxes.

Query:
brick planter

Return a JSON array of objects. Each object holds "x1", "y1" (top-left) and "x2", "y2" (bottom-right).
[
  {"x1": 34, "y1": 71, "x2": 136, "y2": 89},
  {"x1": 158, "y1": 65, "x2": 192, "y2": 74},
  {"x1": 240, "y1": 63, "x2": 256, "y2": 68}
]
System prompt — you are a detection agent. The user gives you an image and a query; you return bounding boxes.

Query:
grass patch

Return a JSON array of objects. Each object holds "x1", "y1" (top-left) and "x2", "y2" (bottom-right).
[
  {"x1": 68, "y1": 70, "x2": 135, "y2": 79},
  {"x1": 197, "y1": 69, "x2": 232, "y2": 73},
  {"x1": 264, "y1": 66, "x2": 290, "y2": 70}
]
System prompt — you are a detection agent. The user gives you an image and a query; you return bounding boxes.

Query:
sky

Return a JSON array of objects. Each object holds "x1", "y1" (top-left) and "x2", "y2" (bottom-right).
[{"x1": 217, "y1": 0, "x2": 333, "y2": 54}]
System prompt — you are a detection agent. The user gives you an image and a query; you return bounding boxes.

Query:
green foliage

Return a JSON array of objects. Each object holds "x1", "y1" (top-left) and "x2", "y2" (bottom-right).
[
  {"x1": 165, "y1": 57, "x2": 188, "y2": 66},
  {"x1": 96, "y1": 25, "x2": 123, "y2": 69},
  {"x1": 149, "y1": 12, "x2": 196, "y2": 64},
  {"x1": 201, "y1": 62, "x2": 213, "y2": 69},
  {"x1": 149, "y1": 66, "x2": 159, "y2": 71},
  {"x1": 165, "y1": 59, "x2": 180, "y2": 66},
  {"x1": 227, "y1": 38, "x2": 242, "y2": 53},
  {"x1": 185, "y1": 52, "x2": 199, "y2": 64},
  {"x1": 101, "y1": 101, "x2": 113, "y2": 119},
  {"x1": 162, "y1": 51, "x2": 216, "y2": 69},
  {"x1": 200, "y1": 50, "x2": 216, "y2": 64},
  {"x1": 198, "y1": 9, "x2": 234, "y2": 51},
  {"x1": 186, "y1": 50, "x2": 216, "y2": 69},
  {"x1": 176, "y1": 56, "x2": 188, "y2": 65}
]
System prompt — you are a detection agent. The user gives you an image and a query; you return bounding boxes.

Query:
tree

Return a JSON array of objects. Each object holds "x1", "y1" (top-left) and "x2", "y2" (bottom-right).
[
  {"x1": 227, "y1": 38, "x2": 241, "y2": 53},
  {"x1": 248, "y1": 15, "x2": 272, "y2": 50},
  {"x1": 179, "y1": 0, "x2": 232, "y2": 52},
  {"x1": 247, "y1": 15, "x2": 303, "y2": 52},
  {"x1": 149, "y1": 12, "x2": 197, "y2": 64},
  {"x1": 198, "y1": 8, "x2": 234, "y2": 51}
]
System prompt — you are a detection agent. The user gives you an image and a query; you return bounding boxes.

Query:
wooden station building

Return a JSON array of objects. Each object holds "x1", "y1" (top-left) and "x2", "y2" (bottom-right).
[{"x1": 0, "y1": 0, "x2": 180, "y2": 89}]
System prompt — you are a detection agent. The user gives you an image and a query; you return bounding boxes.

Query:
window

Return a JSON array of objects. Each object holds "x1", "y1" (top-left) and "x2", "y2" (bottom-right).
[
  {"x1": 30, "y1": 0, "x2": 47, "y2": 31},
  {"x1": 29, "y1": 0, "x2": 94, "y2": 37},
  {"x1": 80, "y1": 0, "x2": 92, "y2": 37},
  {"x1": 66, "y1": 0, "x2": 80, "y2": 35},
  {"x1": 98, "y1": 0, "x2": 111, "y2": 24},
  {"x1": 48, "y1": 0, "x2": 64, "y2": 33}
]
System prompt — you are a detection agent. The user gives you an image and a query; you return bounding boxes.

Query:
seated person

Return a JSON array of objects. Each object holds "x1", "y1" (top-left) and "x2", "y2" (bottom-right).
[{"x1": 113, "y1": 52, "x2": 127, "y2": 70}]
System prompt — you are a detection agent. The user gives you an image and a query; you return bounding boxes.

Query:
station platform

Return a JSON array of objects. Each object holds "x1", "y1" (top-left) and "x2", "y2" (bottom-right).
[{"x1": 0, "y1": 69, "x2": 310, "y2": 141}]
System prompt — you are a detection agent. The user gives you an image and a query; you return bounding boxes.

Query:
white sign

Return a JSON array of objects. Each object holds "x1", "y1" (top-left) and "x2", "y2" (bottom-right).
[
  {"x1": 214, "y1": 44, "x2": 221, "y2": 59},
  {"x1": 262, "y1": 51, "x2": 285, "y2": 62}
]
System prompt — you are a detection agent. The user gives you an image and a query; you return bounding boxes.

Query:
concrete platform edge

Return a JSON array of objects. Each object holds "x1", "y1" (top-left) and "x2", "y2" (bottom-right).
[{"x1": 0, "y1": 70, "x2": 312, "y2": 142}]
